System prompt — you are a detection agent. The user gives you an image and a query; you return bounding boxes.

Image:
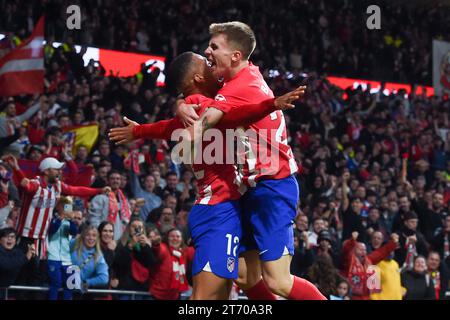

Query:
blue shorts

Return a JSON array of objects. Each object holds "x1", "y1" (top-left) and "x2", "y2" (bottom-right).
[
  {"x1": 239, "y1": 175, "x2": 299, "y2": 261},
  {"x1": 188, "y1": 200, "x2": 242, "y2": 279}
]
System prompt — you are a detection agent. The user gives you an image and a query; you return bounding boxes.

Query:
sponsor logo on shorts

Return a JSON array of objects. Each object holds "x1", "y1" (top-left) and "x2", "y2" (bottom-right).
[{"x1": 227, "y1": 257, "x2": 235, "y2": 273}]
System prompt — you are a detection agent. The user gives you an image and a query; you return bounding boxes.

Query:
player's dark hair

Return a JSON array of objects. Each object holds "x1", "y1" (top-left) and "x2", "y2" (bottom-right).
[{"x1": 165, "y1": 51, "x2": 195, "y2": 95}]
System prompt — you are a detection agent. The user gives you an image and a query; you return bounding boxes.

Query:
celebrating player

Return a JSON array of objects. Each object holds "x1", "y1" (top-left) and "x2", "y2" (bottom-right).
[
  {"x1": 178, "y1": 21, "x2": 326, "y2": 300},
  {"x1": 109, "y1": 52, "x2": 305, "y2": 299}
]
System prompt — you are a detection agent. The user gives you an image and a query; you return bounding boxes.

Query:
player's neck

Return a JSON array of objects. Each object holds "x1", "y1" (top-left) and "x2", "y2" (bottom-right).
[{"x1": 227, "y1": 60, "x2": 249, "y2": 80}]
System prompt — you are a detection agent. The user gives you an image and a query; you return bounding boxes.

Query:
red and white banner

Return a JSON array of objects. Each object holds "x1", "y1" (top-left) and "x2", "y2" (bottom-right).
[
  {"x1": 0, "y1": 16, "x2": 44, "y2": 97},
  {"x1": 50, "y1": 42, "x2": 166, "y2": 86},
  {"x1": 327, "y1": 76, "x2": 434, "y2": 97}
]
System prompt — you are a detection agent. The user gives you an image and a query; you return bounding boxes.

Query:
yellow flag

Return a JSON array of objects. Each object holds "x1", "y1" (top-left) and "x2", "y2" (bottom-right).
[{"x1": 67, "y1": 124, "x2": 99, "y2": 154}]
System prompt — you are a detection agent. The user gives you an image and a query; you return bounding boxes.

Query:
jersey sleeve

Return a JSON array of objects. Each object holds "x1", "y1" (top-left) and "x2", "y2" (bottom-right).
[
  {"x1": 217, "y1": 98, "x2": 276, "y2": 128},
  {"x1": 61, "y1": 182, "x2": 102, "y2": 197},
  {"x1": 133, "y1": 118, "x2": 184, "y2": 140},
  {"x1": 12, "y1": 168, "x2": 39, "y2": 194}
]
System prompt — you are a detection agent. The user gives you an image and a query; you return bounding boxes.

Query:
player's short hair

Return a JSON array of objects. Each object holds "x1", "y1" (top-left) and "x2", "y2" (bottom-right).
[
  {"x1": 209, "y1": 21, "x2": 256, "y2": 60},
  {"x1": 165, "y1": 51, "x2": 195, "y2": 95}
]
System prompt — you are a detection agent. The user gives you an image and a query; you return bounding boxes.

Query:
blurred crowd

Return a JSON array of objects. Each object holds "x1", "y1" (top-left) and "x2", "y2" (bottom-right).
[
  {"x1": 0, "y1": 0, "x2": 450, "y2": 301},
  {"x1": 1, "y1": 0, "x2": 450, "y2": 85}
]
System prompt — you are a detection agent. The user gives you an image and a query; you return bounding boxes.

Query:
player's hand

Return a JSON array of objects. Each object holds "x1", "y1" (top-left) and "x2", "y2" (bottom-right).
[
  {"x1": 1, "y1": 154, "x2": 19, "y2": 170},
  {"x1": 274, "y1": 86, "x2": 306, "y2": 110},
  {"x1": 109, "y1": 117, "x2": 139, "y2": 145},
  {"x1": 351, "y1": 231, "x2": 359, "y2": 241},
  {"x1": 176, "y1": 99, "x2": 200, "y2": 127}
]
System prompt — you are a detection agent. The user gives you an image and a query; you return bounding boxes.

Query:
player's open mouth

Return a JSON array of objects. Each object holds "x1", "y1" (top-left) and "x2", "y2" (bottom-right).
[{"x1": 207, "y1": 58, "x2": 216, "y2": 69}]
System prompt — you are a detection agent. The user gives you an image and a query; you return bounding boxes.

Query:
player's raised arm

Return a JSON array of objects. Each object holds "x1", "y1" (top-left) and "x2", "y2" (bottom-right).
[
  {"x1": 190, "y1": 85, "x2": 306, "y2": 135},
  {"x1": 109, "y1": 116, "x2": 184, "y2": 145}
]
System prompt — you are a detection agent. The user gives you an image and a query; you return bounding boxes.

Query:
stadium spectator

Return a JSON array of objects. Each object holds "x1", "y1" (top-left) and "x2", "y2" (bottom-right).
[
  {"x1": 394, "y1": 211, "x2": 429, "y2": 270},
  {"x1": 0, "y1": 228, "x2": 36, "y2": 298},
  {"x1": 47, "y1": 196, "x2": 78, "y2": 300},
  {"x1": 369, "y1": 252, "x2": 404, "y2": 300},
  {"x1": 340, "y1": 231, "x2": 399, "y2": 300},
  {"x1": 112, "y1": 217, "x2": 156, "y2": 299},
  {"x1": 426, "y1": 251, "x2": 450, "y2": 300},
  {"x1": 97, "y1": 221, "x2": 116, "y2": 274},
  {"x1": 147, "y1": 227, "x2": 191, "y2": 300},
  {"x1": 129, "y1": 169, "x2": 162, "y2": 222},
  {"x1": 0, "y1": 97, "x2": 46, "y2": 156},
  {"x1": 430, "y1": 215, "x2": 450, "y2": 264},
  {"x1": 401, "y1": 255, "x2": 436, "y2": 300},
  {"x1": 307, "y1": 254, "x2": 345, "y2": 299},
  {"x1": 89, "y1": 170, "x2": 131, "y2": 240},
  {"x1": 70, "y1": 225, "x2": 109, "y2": 296}
]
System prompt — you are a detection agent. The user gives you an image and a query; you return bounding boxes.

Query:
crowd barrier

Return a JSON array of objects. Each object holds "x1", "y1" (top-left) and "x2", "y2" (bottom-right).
[
  {"x1": 0, "y1": 285, "x2": 248, "y2": 300},
  {"x1": 1, "y1": 285, "x2": 447, "y2": 300}
]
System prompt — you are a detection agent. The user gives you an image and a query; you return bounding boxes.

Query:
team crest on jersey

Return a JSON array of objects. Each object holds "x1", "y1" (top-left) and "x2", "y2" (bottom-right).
[
  {"x1": 215, "y1": 94, "x2": 226, "y2": 101},
  {"x1": 227, "y1": 257, "x2": 235, "y2": 273}
]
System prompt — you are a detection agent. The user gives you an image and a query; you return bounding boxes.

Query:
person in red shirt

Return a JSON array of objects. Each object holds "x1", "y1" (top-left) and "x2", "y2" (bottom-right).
[
  {"x1": 147, "y1": 227, "x2": 192, "y2": 300},
  {"x1": 2, "y1": 154, "x2": 110, "y2": 256},
  {"x1": 340, "y1": 231, "x2": 399, "y2": 300},
  {"x1": 177, "y1": 21, "x2": 325, "y2": 300},
  {"x1": 109, "y1": 52, "x2": 304, "y2": 300}
]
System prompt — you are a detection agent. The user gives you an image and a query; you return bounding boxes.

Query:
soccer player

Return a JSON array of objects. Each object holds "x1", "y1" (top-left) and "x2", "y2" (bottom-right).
[
  {"x1": 109, "y1": 51, "x2": 305, "y2": 299},
  {"x1": 178, "y1": 21, "x2": 326, "y2": 300}
]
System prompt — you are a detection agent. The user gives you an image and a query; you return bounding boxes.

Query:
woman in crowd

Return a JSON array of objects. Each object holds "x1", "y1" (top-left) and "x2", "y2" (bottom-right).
[
  {"x1": 147, "y1": 227, "x2": 193, "y2": 300},
  {"x1": 401, "y1": 255, "x2": 436, "y2": 300},
  {"x1": 70, "y1": 225, "x2": 109, "y2": 298},
  {"x1": 112, "y1": 217, "x2": 157, "y2": 299},
  {"x1": 97, "y1": 221, "x2": 117, "y2": 298},
  {"x1": 98, "y1": 221, "x2": 116, "y2": 272}
]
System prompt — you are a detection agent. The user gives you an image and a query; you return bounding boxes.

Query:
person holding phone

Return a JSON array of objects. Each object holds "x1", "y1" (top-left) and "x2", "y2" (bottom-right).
[{"x1": 112, "y1": 217, "x2": 157, "y2": 299}]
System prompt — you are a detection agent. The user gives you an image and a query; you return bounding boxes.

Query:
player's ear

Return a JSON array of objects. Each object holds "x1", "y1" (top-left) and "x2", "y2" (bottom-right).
[
  {"x1": 193, "y1": 73, "x2": 204, "y2": 84},
  {"x1": 231, "y1": 50, "x2": 242, "y2": 63}
]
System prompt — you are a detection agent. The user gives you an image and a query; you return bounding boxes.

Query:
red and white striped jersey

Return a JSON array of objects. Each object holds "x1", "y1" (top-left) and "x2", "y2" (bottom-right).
[
  {"x1": 14, "y1": 172, "x2": 102, "y2": 239},
  {"x1": 210, "y1": 63, "x2": 298, "y2": 186},
  {"x1": 16, "y1": 176, "x2": 61, "y2": 239}
]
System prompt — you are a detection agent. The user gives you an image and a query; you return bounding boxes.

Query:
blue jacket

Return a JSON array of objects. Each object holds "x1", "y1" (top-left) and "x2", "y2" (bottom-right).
[
  {"x1": 70, "y1": 240, "x2": 109, "y2": 287},
  {"x1": 47, "y1": 217, "x2": 78, "y2": 264}
]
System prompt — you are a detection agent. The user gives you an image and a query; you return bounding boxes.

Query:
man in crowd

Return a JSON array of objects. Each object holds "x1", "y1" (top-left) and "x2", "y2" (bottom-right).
[
  {"x1": 2, "y1": 154, "x2": 110, "y2": 291},
  {"x1": 89, "y1": 170, "x2": 131, "y2": 240}
]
